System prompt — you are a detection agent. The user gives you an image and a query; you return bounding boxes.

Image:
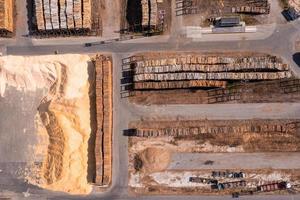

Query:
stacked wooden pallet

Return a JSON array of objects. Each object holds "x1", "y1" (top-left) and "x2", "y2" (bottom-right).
[
  {"x1": 94, "y1": 55, "x2": 113, "y2": 186},
  {"x1": 34, "y1": 0, "x2": 92, "y2": 31},
  {"x1": 0, "y1": 0, "x2": 13, "y2": 34}
]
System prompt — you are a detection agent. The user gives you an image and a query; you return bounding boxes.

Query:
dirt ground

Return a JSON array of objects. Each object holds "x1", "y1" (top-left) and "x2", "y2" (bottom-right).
[
  {"x1": 129, "y1": 169, "x2": 300, "y2": 195},
  {"x1": 129, "y1": 79, "x2": 300, "y2": 105},
  {"x1": 128, "y1": 119, "x2": 300, "y2": 195},
  {"x1": 129, "y1": 119, "x2": 300, "y2": 152}
]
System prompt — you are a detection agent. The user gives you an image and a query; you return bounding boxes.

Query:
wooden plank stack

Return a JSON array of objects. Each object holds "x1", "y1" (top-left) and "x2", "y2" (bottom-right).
[
  {"x1": 130, "y1": 54, "x2": 293, "y2": 90},
  {"x1": 231, "y1": 0, "x2": 270, "y2": 14},
  {"x1": 0, "y1": 0, "x2": 13, "y2": 33},
  {"x1": 94, "y1": 55, "x2": 113, "y2": 186},
  {"x1": 34, "y1": 0, "x2": 92, "y2": 31},
  {"x1": 141, "y1": 0, "x2": 158, "y2": 27},
  {"x1": 135, "y1": 121, "x2": 298, "y2": 137}
]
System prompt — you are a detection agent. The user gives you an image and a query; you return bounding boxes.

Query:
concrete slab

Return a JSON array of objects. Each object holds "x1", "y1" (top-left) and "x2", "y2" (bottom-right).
[{"x1": 168, "y1": 152, "x2": 300, "y2": 170}]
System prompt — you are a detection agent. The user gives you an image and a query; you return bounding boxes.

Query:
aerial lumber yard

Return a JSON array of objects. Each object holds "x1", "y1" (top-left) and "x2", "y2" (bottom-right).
[
  {"x1": 1, "y1": 0, "x2": 300, "y2": 200},
  {"x1": 0, "y1": 0, "x2": 14, "y2": 37}
]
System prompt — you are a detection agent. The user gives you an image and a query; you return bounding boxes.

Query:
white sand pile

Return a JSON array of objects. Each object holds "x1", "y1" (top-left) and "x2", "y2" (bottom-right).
[{"x1": 0, "y1": 55, "x2": 93, "y2": 194}]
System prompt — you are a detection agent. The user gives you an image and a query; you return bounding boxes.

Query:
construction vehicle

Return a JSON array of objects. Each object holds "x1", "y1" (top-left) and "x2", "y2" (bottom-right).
[
  {"x1": 257, "y1": 182, "x2": 291, "y2": 192},
  {"x1": 212, "y1": 171, "x2": 245, "y2": 179},
  {"x1": 189, "y1": 177, "x2": 218, "y2": 185},
  {"x1": 212, "y1": 180, "x2": 246, "y2": 190},
  {"x1": 231, "y1": 182, "x2": 292, "y2": 198}
]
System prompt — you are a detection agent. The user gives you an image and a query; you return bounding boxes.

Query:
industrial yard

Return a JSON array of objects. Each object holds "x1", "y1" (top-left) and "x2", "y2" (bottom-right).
[
  {"x1": 0, "y1": 0, "x2": 300, "y2": 200},
  {"x1": 128, "y1": 119, "x2": 300, "y2": 196},
  {"x1": 122, "y1": 52, "x2": 300, "y2": 104},
  {"x1": 176, "y1": 0, "x2": 278, "y2": 27}
]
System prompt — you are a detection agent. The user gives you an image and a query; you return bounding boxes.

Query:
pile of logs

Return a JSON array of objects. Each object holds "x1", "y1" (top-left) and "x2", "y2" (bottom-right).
[
  {"x1": 130, "y1": 54, "x2": 292, "y2": 90},
  {"x1": 0, "y1": 0, "x2": 13, "y2": 34},
  {"x1": 231, "y1": 0, "x2": 270, "y2": 14},
  {"x1": 94, "y1": 55, "x2": 113, "y2": 186},
  {"x1": 134, "y1": 121, "x2": 298, "y2": 137},
  {"x1": 34, "y1": 0, "x2": 92, "y2": 31},
  {"x1": 141, "y1": 0, "x2": 158, "y2": 27}
]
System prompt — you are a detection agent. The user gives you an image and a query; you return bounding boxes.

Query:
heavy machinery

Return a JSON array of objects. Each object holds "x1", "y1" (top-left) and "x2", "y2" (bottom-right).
[
  {"x1": 212, "y1": 171, "x2": 245, "y2": 179},
  {"x1": 189, "y1": 177, "x2": 218, "y2": 185}
]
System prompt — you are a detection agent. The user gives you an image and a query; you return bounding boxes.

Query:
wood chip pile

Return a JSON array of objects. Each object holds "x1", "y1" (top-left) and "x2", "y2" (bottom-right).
[
  {"x1": 34, "y1": 0, "x2": 91, "y2": 31},
  {"x1": 130, "y1": 54, "x2": 292, "y2": 90},
  {"x1": 94, "y1": 55, "x2": 113, "y2": 186},
  {"x1": 0, "y1": 0, "x2": 13, "y2": 33}
]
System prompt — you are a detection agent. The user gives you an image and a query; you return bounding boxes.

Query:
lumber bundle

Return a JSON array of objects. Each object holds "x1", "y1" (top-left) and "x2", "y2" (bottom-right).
[
  {"x1": 134, "y1": 80, "x2": 227, "y2": 90},
  {"x1": 134, "y1": 71, "x2": 292, "y2": 82},
  {"x1": 0, "y1": 0, "x2": 13, "y2": 33},
  {"x1": 130, "y1": 54, "x2": 293, "y2": 90},
  {"x1": 150, "y1": 0, "x2": 158, "y2": 26},
  {"x1": 231, "y1": 0, "x2": 270, "y2": 14},
  {"x1": 135, "y1": 122, "x2": 298, "y2": 137},
  {"x1": 34, "y1": 0, "x2": 92, "y2": 31},
  {"x1": 141, "y1": 0, "x2": 158, "y2": 27},
  {"x1": 141, "y1": 0, "x2": 149, "y2": 26},
  {"x1": 94, "y1": 55, "x2": 113, "y2": 186}
]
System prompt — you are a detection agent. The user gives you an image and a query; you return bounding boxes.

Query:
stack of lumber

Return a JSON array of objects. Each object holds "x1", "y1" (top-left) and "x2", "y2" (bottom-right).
[
  {"x1": 130, "y1": 54, "x2": 292, "y2": 90},
  {"x1": 141, "y1": 0, "x2": 158, "y2": 27},
  {"x1": 231, "y1": 0, "x2": 270, "y2": 14},
  {"x1": 34, "y1": 0, "x2": 91, "y2": 31},
  {"x1": 0, "y1": 0, "x2": 13, "y2": 33},
  {"x1": 94, "y1": 55, "x2": 113, "y2": 186},
  {"x1": 135, "y1": 121, "x2": 298, "y2": 137}
]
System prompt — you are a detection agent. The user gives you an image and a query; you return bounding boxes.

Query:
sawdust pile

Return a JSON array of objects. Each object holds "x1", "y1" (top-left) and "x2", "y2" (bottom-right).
[
  {"x1": 139, "y1": 148, "x2": 171, "y2": 173},
  {"x1": 0, "y1": 56, "x2": 57, "y2": 96},
  {"x1": 0, "y1": 55, "x2": 93, "y2": 194}
]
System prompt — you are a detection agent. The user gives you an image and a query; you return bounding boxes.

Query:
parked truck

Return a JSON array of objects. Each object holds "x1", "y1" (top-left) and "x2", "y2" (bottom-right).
[
  {"x1": 189, "y1": 177, "x2": 218, "y2": 185},
  {"x1": 257, "y1": 182, "x2": 291, "y2": 192}
]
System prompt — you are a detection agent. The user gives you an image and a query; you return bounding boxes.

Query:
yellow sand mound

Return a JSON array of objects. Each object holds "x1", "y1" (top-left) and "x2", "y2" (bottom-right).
[{"x1": 139, "y1": 147, "x2": 171, "y2": 173}]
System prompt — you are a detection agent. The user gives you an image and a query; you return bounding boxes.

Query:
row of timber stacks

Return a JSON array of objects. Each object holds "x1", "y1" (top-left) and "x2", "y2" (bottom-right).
[
  {"x1": 93, "y1": 55, "x2": 113, "y2": 186},
  {"x1": 126, "y1": 0, "x2": 158, "y2": 32},
  {"x1": 129, "y1": 54, "x2": 292, "y2": 90},
  {"x1": 133, "y1": 120, "x2": 299, "y2": 137},
  {"x1": 0, "y1": 0, "x2": 13, "y2": 37},
  {"x1": 34, "y1": 0, "x2": 91, "y2": 32},
  {"x1": 231, "y1": 0, "x2": 270, "y2": 14}
]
